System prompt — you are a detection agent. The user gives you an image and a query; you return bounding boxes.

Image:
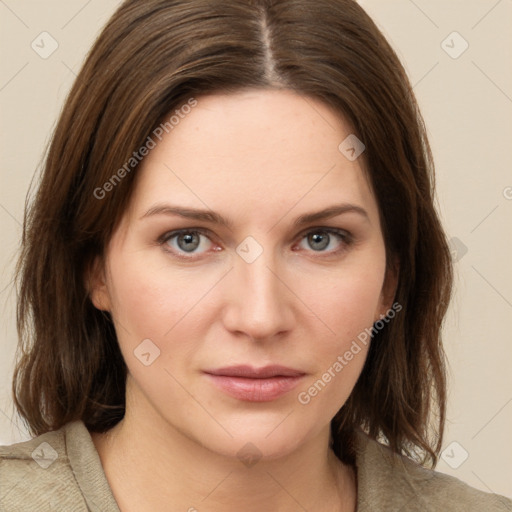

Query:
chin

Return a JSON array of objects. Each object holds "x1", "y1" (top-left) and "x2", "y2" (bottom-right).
[
  {"x1": 219, "y1": 433, "x2": 306, "y2": 463},
  {"x1": 189, "y1": 411, "x2": 318, "y2": 463}
]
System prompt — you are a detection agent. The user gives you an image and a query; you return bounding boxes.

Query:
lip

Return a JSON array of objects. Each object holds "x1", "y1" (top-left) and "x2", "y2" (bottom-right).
[{"x1": 203, "y1": 365, "x2": 306, "y2": 402}]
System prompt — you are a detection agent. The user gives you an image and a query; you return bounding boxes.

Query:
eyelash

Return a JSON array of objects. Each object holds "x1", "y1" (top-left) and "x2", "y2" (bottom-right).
[{"x1": 157, "y1": 227, "x2": 354, "y2": 260}]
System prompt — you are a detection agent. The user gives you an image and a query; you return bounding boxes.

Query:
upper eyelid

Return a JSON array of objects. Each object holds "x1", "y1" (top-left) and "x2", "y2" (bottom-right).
[
  {"x1": 160, "y1": 227, "x2": 216, "y2": 243},
  {"x1": 161, "y1": 226, "x2": 349, "y2": 239}
]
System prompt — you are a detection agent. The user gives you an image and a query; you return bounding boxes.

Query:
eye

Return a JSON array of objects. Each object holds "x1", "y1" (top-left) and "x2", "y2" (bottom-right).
[
  {"x1": 296, "y1": 228, "x2": 352, "y2": 254},
  {"x1": 158, "y1": 226, "x2": 353, "y2": 260},
  {"x1": 160, "y1": 229, "x2": 216, "y2": 258}
]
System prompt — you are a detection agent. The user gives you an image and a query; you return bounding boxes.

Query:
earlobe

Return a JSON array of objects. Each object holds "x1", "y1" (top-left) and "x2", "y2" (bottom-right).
[{"x1": 85, "y1": 256, "x2": 111, "y2": 312}]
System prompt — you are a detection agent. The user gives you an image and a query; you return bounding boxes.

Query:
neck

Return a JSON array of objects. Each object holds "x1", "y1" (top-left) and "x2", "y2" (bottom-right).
[{"x1": 91, "y1": 383, "x2": 356, "y2": 512}]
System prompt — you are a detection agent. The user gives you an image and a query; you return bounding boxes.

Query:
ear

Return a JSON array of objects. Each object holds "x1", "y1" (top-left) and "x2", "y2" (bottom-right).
[
  {"x1": 85, "y1": 255, "x2": 112, "y2": 312},
  {"x1": 375, "y1": 255, "x2": 399, "y2": 321}
]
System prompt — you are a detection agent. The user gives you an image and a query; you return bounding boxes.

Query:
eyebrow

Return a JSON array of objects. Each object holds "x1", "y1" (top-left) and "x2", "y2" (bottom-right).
[{"x1": 139, "y1": 203, "x2": 369, "y2": 229}]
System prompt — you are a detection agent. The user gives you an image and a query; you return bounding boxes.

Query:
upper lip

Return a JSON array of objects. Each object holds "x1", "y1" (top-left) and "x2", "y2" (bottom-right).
[{"x1": 204, "y1": 365, "x2": 305, "y2": 378}]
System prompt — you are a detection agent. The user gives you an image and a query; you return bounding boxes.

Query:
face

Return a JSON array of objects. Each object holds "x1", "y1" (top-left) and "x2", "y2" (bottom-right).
[{"x1": 90, "y1": 89, "x2": 396, "y2": 460}]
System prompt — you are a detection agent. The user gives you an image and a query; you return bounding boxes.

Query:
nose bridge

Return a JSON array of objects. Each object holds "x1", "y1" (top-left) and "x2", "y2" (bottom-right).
[
  {"x1": 241, "y1": 252, "x2": 280, "y2": 302},
  {"x1": 223, "y1": 237, "x2": 291, "y2": 339}
]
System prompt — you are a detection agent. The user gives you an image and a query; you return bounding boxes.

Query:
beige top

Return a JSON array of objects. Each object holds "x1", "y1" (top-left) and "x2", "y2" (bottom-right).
[{"x1": 0, "y1": 420, "x2": 510, "y2": 511}]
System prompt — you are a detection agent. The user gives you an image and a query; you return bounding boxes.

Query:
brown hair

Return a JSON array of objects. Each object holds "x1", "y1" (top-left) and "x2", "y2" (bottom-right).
[{"x1": 13, "y1": 0, "x2": 452, "y2": 467}]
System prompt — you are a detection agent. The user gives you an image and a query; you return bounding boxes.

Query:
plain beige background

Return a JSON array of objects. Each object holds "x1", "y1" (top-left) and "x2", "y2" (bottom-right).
[{"x1": 1, "y1": 0, "x2": 511, "y2": 499}]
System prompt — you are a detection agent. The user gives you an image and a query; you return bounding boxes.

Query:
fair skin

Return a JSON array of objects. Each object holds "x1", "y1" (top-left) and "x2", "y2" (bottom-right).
[{"x1": 89, "y1": 89, "x2": 397, "y2": 512}]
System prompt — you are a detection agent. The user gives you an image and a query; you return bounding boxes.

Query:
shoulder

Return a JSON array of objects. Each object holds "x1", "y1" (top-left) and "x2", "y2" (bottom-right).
[
  {"x1": 0, "y1": 421, "x2": 96, "y2": 511},
  {"x1": 354, "y1": 430, "x2": 512, "y2": 512}
]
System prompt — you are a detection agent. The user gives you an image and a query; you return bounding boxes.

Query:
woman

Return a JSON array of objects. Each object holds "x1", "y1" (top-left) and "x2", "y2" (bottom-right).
[{"x1": 1, "y1": 0, "x2": 510, "y2": 510}]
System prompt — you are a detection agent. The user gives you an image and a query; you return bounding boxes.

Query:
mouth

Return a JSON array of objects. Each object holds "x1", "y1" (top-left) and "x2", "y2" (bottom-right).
[{"x1": 203, "y1": 365, "x2": 306, "y2": 402}]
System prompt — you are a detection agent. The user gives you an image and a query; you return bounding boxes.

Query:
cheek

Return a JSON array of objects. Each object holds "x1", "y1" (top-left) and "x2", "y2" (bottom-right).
[
  {"x1": 105, "y1": 255, "x2": 214, "y2": 411},
  {"x1": 105, "y1": 249, "x2": 235, "y2": 394},
  {"x1": 292, "y1": 261, "x2": 384, "y2": 409},
  {"x1": 108, "y1": 271, "x2": 171, "y2": 340},
  {"x1": 297, "y1": 262, "x2": 385, "y2": 345},
  {"x1": 105, "y1": 250, "x2": 211, "y2": 353},
  {"x1": 104, "y1": 251, "x2": 204, "y2": 373},
  {"x1": 294, "y1": 275, "x2": 378, "y2": 415}
]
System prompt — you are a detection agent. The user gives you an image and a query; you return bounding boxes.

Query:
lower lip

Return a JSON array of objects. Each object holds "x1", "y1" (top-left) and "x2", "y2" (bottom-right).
[{"x1": 204, "y1": 374, "x2": 305, "y2": 402}]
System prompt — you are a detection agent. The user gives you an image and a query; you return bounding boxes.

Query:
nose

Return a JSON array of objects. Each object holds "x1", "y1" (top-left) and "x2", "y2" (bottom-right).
[{"x1": 221, "y1": 246, "x2": 295, "y2": 342}]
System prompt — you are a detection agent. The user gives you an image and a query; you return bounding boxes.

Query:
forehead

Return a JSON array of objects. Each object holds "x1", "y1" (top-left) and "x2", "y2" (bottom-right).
[{"x1": 127, "y1": 89, "x2": 379, "y2": 227}]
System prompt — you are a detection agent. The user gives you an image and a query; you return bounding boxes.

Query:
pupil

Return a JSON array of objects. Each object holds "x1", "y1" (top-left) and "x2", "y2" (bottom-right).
[
  {"x1": 309, "y1": 232, "x2": 329, "y2": 251},
  {"x1": 179, "y1": 233, "x2": 199, "y2": 252}
]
